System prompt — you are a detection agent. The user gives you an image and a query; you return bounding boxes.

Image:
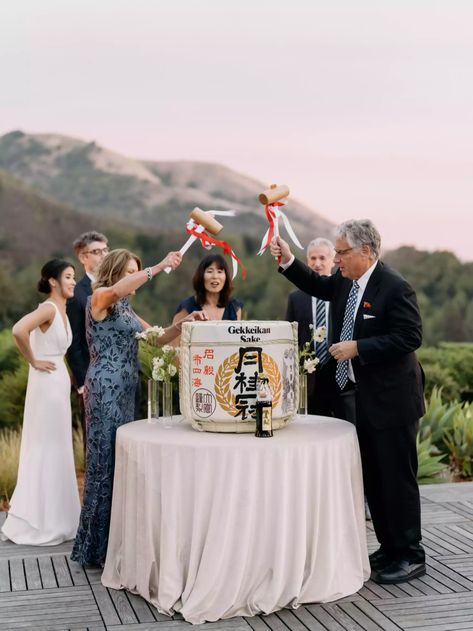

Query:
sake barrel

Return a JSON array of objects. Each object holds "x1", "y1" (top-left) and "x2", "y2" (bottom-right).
[{"x1": 179, "y1": 321, "x2": 299, "y2": 432}]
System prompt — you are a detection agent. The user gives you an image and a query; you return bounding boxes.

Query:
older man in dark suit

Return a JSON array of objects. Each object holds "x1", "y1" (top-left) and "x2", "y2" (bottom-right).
[
  {"x1": 285, "y1": 237, "x2": 336, "y2": 416},
  {"x1": 66, "y1": 231, "x2": 109, "y2": 452},
  {"x1": 271, "y1": 219, "x2": 425, "y2": 585}
]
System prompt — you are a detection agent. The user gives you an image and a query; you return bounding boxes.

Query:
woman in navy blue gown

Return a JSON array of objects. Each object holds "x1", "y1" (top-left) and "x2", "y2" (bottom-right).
[
  {"x1": 173, "y1": 253, "x2": 242, "y2": 327},
  {"x1": 71, "y1": 249, "x2": 206, "y2": 567}
]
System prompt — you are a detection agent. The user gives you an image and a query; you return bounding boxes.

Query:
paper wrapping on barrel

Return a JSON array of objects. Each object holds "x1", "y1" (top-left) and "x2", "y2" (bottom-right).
[{"x1": 180, "y1": 320, "x2": 299, "y2": 432}]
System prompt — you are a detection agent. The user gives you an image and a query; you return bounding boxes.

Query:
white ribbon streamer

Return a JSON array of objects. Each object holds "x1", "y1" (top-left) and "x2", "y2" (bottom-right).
[{"x1": 258, "y1": 202, "x2": 303, "y2": 256}]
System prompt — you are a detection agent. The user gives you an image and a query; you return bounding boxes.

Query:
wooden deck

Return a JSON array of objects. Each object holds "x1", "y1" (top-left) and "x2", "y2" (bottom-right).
[{"x1": 1, "y1": 482, "x2": 473, "y2": 630}]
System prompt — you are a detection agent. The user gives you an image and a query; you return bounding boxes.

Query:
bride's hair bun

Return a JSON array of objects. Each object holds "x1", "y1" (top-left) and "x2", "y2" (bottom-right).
[{"x1": 37, "y1": 259, "x2": 75, "y2": 294}]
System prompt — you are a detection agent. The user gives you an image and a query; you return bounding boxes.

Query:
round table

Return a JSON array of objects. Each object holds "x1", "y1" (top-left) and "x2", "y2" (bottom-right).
[{"x1": 102, "y1": 415, "x2": 369, "y2": 624}]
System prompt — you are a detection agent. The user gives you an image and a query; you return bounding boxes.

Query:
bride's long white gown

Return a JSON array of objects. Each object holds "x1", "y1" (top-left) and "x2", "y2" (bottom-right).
[{"x1": 1, "y1": 301, "x2": 81, "y2": 545}]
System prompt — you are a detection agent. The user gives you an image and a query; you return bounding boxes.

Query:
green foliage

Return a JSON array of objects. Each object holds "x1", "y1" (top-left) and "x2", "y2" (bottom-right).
[
  {"x1": 0, "y1": 361, "x2": 28, "y2": 429},
  {"x1": 384, "y1": 248, "x2": 473, "y2": 346},
  {"x1": 0, "y1": 428, "x2": 21, "y2": 501},
  {"x1": 417, "y1": 343, "x2": 473, "y2": 403},
  {"x1": 416, "y1": 433, "x2": 449, "y2": 484},
  {"x1": 418, "y1": 387, "x2": 461, "y2": 452},
  {"x1": 443, "y1": 403, "x2": 473, "y2": 480},
  {"x1": 73, "y1": 426, "x2": 85, "y2": 473}
]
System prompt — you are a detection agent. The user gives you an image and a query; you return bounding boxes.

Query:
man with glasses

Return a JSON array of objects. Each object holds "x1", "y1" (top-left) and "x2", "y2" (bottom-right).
[
  {"x1": 271, "y1": 219, "x2": 425, "y2": 585},
  {"x1": 67, "y1": 231, "x2": 109, "y2": 453}
]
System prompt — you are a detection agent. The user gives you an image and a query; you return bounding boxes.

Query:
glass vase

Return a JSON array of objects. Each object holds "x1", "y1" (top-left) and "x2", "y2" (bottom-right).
[
  {"x1": 298, "y1": 372, "x2": 308, "y2": 416},
  {"x1": 161, "y1": 380, "x2": 174, "y2": 427},
  {"x1": 147, "y1": 379, "x2": 159, "y2": 423}
]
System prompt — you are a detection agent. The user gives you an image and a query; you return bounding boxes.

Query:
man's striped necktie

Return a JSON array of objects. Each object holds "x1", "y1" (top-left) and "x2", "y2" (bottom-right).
[
  {"x1": 315, "y1": 299, "x2": 329, "y2": 365},
  {"x1": 335, "y1": 280, "x2": 360, "y2": 389}
]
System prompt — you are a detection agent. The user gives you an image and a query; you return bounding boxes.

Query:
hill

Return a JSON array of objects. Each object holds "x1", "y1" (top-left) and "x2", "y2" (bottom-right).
[
  {"x1": 0, "y1": 130, "x2": 334, "y2": 239},
  {"x1": 0, "y1": 170, "x2": 120, "y2": 266}
]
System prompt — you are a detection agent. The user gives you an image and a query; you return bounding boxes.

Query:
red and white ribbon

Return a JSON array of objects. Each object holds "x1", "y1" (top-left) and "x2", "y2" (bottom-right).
[
  {"x1": 166, "y1": 210, "x2": 245, "y2": 279},
  {"x1": 257, "y1": 201, "x2": 303, "y2": 256}
]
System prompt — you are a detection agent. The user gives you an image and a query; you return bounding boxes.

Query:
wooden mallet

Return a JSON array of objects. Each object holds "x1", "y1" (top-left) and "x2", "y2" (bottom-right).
[{"x1": 164, "y1": 207, "x2": 224, "y2": 273}]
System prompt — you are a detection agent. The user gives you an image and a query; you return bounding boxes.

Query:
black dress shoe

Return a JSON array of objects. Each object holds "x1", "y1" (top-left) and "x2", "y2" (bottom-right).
[
  {"x1": 369, "y1": 549, "x2": 391, "y2": 571},
  {"x1": 371, "y1": 559, "x2": 426, "y2": 584}
]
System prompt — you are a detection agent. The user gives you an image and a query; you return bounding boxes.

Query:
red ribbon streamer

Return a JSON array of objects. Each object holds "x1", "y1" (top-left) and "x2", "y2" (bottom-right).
[
  {"x1": 261, "y1": 202, "x2": 285, "y2": 262},
  {"x1": 186, "y1": 225, "x2": 247, "y2": 279}
]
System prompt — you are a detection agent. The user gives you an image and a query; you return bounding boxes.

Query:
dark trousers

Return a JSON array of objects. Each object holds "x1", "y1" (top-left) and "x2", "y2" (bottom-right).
[
  {"x1": 336, "y1": 388, "x2": 424, "y2": 562},
  {"x1": 308, "y1": 363, "x2": 337, "y2": 417}
]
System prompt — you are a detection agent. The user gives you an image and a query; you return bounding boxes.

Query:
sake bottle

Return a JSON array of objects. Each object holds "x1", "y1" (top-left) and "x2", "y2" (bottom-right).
[{"x1": 255, "y1": 373, "x2": 273, "y2": 438}]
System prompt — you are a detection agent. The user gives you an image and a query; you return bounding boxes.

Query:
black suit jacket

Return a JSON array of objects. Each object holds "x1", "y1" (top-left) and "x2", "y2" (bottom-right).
[
  {"x1": 66, "y1": 274, "x2": 92, "y2": 388},
  {"x1": 283, "y1": 259, "x2": 425, "y2": 429},
  {"x1": 285, "y1": 289, "x2": 336, "y2": 414}
]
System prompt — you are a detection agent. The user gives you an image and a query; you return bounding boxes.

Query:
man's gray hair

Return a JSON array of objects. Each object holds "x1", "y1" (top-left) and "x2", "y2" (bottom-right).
[
  {"x1": 73, "y1": 231, "x2": 108, "y2": 256},
  {"x1": 335, "y1": 219, "x2": 381, "y2": 259},
  {"x1": 306, "y1": 237, "x2": 335, "y2": 255}
]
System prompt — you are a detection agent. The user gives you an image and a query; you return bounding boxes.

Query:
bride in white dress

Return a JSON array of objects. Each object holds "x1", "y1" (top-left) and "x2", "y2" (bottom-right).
[{"x1": 1, "y1": 259, "x2": 81, "y2": 545}]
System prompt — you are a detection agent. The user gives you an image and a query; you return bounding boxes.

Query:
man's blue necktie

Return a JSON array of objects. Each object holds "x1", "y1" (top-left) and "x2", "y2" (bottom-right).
[
  {"x1": 335, "y1": 280, "x2": 360, "y2": 389},
  {"x1": 315, "y1": 299, "x2": 329, "y2": 365}
]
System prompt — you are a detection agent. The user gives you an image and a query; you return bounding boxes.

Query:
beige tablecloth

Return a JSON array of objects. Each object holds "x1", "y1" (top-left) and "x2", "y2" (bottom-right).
[{"x1": 102, "y1": 416, "x2": 369, "y2": 624}]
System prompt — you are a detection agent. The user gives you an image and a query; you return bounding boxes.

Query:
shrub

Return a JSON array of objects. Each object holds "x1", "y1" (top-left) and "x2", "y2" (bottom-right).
[
  {"x1": 419, "y1": 387, "x2": 460, "y2": 455},
  {"x1": 443, "y1": 402, "x2": 473, "y2": 480},
  {"x1": 0, "y1": 361, "x2": 28, "y2": 429},
  {"x1": 416, "y1": 433, "x2": 449, "y2": 484},
  {"x1": 73, "y1": 426, "x2": 84, "y2": 474},
  {"x1": 0, "y1": 428, "x2": 21, "y2": 502}
]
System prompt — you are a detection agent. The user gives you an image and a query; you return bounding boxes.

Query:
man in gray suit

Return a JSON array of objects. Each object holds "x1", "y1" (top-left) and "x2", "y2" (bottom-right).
[{"x1": 286, "y1": 238, "x2": 336, "y2": 416}]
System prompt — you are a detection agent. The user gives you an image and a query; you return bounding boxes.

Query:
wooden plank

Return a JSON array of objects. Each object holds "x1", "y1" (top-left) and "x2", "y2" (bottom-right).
[
  {"x1": 291, "y1": 607, "x2": 327, "y2": 631},
  {"x1": 0, "y1": 541, "x2": 73, "y2": 559},
  {"x1": 245, "y1": 616, "x2": 271, "y2": 630},
  {"x1": 0, "y1": 586, "x2": 91, "y2": 605},
  {"x1": 24, "y1": 557, "x2": 42, "y2": 590},
  {"x1": 9, "y1": 558, "x2": 26, "y2": 592},
  {"x1": 0, "y1": 558, "x2": 10, "y2": 592},
  {"x1": 52, "y1": 555, "x2": 73, "y2": 587},
  {"x1": 259, "y1": 613, "x2": 288, "y2": 631},
  {"x1": 353, "y1": 600, "x2": 410, "y2": 631},
  {"x1": 66, "y1": 556, "x2": 89, "y2": 586},
  {"x1": 339, "y1": 602, "x2": 386, "y2": 630},
  {"x1": 126, "y1": 590, "x2": 156, "y2": 623},
  {"x1": 275, "y1": 609, "x2": 313, "y2": 631},
  {"x1": 108, "y1": 587, "x2": 138, "y2": 624},
  {"x1": 305, "y1": 605, "x2": 347, "y2": 630},
  {"x1": 90, "y1": 582, "x2": 121, "y2": 626},
  {"x1": 37, "y1": 556, "x2": 57, "y2": 589}
]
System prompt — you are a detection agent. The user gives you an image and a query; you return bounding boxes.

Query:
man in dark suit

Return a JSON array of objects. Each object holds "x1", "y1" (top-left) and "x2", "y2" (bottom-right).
[
  {"x1": 271, "y1": 219, "x2": 425, "y2": 584},
  {"x1": 66, "y1": 231, "x2": 109, "y2": 453},
  {"x1": 285, "y1": 238, "x2": 336, "y2": 416}
]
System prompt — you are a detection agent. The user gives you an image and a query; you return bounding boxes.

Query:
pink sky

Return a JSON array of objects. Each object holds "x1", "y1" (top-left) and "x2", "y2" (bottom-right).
[{"x1": 1, "y1": 1, "x2": 472, "y2": 260}]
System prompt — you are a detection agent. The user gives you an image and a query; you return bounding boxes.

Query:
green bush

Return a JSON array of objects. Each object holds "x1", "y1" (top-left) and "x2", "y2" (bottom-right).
[
  {"x1": 443, "y1": 402, "x2": 473, "y2": 480},
  {"x1": 418, "y1": 343, "x2": 473, "y2": 403},
  {"x1": 0, "y1": 428, "x2": 21, "y2": 502},
  {"x1": 418, "y1": 387, "x2": 460, "y2": 455},
  {"x1": 416, "y1": 433, "x2": 449, "y2": 484},
  {"x1": 0, "y1": 361, "x2": 28, "y2": 429}
]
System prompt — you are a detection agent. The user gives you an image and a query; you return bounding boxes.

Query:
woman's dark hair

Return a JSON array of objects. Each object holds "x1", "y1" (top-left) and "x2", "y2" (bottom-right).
[
  {"x1": 37, "y1": 259, "x2": 75, "y2": 294},
  {"x1": 193, "y1": 253, "x2": 233, "y2": 308}
]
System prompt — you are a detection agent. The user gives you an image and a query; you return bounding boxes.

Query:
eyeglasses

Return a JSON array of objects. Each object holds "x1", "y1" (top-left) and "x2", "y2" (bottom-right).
[
  {"x1": 334, "y1": 247, "x2": 354, "y2": 257},
  {"x1": 84, "y1": 247, "x2": 110, "y2": 256}
]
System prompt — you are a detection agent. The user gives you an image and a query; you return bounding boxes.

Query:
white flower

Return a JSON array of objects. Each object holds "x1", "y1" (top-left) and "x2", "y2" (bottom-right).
[
  {"x1": 147, "y1": 325, "x2": 165, "y2": 337},
  {"x1": 313, "y1": 325, "x2": 327, "y2": 343},
  {"x1": 161, "y1": 344, "x2": 173, "y2": 354},
  {"x1": 308, "y1": 323, "x2": 314, "y2": 330},
  {"x1": 135, "y1": 331, "x2": 147, "y2": 340},
  {"x1": 304, "y1": 357, "x2": 320, "y2": 374},
  {"x1": 152, "y1": 357, "x2": 165, "y2": 368},
  {"x1": 168, "y1": 364, "x2": 177, "y2": 377}
]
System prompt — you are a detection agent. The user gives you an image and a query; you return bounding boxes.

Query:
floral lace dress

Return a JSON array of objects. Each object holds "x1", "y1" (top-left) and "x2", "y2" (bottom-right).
[{"x1": 71, "y1": 298, "x2": 143, "y2": 566}]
